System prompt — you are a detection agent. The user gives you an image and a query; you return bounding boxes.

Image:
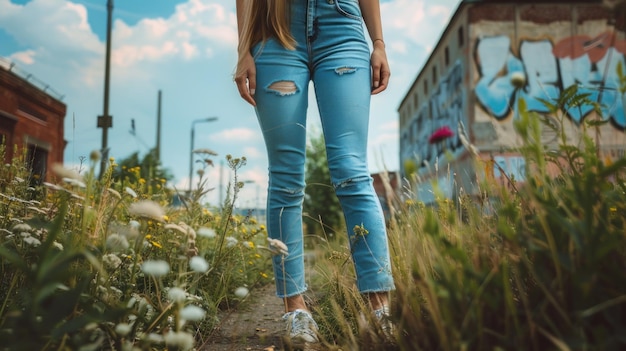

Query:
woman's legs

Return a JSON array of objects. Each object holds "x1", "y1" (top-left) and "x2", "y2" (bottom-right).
[
  {"x1": 310, "y1": 11, "x2": 395, "y2": 298},
  {"x1": 254, "y1": 0, "x2": 394, "y2": 313},
  {"x1": 253, "y1": 37, "x2": 312, "y2": 305}
]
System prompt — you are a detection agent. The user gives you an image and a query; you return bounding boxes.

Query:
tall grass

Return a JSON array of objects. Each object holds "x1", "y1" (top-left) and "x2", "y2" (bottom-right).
[
  {"x1": 0, "y1": 151, "x2": 273, "y2": 350},
  {"x1": 311, "y1": 86, "x2": 626, "y2": 350},
  {"x1": 1, "y1": 86, "x2": 624, "y2": 351}
]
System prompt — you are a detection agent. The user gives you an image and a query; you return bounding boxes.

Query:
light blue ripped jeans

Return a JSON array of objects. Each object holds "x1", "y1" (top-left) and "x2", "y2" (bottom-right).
[{"x1": 252, "y1": 0, "x2": 395, "y2": 298}]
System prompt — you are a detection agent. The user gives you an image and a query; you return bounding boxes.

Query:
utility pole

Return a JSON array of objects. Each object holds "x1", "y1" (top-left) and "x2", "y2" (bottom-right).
[
  {"x1": 156, "y1": 90, "x2": 162, "y2": 162},
  {"x1": 98, "y1": 0, "x2": 114, "y2": 178}
]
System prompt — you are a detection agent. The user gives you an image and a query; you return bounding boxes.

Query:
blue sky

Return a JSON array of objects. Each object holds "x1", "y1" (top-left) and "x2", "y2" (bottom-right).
[{"x1": 0, "y1": 0, "x2": 461, "y2": 207}]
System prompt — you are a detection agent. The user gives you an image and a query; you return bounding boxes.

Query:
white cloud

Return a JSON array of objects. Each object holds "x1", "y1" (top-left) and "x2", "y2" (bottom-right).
[
  {"x1": 0, "y1": 0, "x2": 462, "y2": 203},
  {"x1": 9, "y1": 50, "x2": 36, "y2": 65},
  {"x1": 213, "y1": 128, "x2": 260, "y2": 143},
  {"x1": 0, "y1": 0, "x2": 102, "y2": 56},
  {"x1": 242, "y1": 147, "x2": 264, "y2": 160}
]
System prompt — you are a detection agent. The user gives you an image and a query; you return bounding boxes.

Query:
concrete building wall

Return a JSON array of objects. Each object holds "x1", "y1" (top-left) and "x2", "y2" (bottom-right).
[
  {"x1": 399, "y1": 0, "x2": 626, "y2": 204},
  {"x1": 0, "y1": 65, "x2": 66, "y2": 183}
]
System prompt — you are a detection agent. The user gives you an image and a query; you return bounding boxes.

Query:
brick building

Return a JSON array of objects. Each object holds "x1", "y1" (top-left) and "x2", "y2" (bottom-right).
[
  {"x1": 398, "y1": 0, "x2": 626, "y2": 203},
  {"x1": 0, "y1": 59, "x2": 66, "y2": 184}
]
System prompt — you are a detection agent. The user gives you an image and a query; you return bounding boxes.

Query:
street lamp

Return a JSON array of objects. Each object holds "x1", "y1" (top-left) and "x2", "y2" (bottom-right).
[{"x1": 189, "y1": 117, "x2": 218, "y2": 194}]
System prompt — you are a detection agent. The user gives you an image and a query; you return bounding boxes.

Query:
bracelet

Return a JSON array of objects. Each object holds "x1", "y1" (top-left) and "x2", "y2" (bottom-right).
[{"x1": 373, "y1": 38, "x2": 385, "y2": 47}]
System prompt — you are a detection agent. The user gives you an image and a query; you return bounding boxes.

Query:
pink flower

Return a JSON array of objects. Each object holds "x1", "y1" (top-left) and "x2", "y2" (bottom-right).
[{"x1": 428, "y1": 126, "x2": 454, "y2": 144}]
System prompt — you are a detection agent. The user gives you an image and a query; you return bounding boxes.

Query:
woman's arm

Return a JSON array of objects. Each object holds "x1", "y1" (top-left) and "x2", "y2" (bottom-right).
[
  {"x1": 235, "y1": 0, "x2": 256, "y2": 106},
  {"x1": 359, "y1": 0, "x2": 390, "y2": 94}
]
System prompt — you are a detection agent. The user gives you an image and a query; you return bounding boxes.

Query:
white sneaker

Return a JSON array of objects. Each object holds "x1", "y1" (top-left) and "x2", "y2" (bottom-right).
[
  {"x1": 283, "y1": 309, "x2": 319, "y2": 346},
  {"x1": 373, "y1": 305, "x2": 395, "y2": 340}
]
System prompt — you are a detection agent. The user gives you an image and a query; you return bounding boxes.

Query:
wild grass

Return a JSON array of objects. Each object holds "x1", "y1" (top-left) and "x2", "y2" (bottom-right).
[
  {"x1": 309, "y1": 87, "x2": 626, "y2": 350},
  {"x1": 1, "y1": 88, "x2": 625, "y2": 351},
  {"x1": 0, "y1": 151, "x2": 273, "y2": 350}
]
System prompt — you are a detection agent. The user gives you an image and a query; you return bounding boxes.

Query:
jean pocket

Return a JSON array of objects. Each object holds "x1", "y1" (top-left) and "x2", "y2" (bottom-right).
[{"x1": 333, "y1": 0, "x2": 362, "y2": 21}]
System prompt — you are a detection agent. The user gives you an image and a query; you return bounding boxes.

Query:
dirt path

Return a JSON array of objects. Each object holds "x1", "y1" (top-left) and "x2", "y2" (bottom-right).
[{"x1": 200, "y1": 284, "x2": 286, "y2": 351}]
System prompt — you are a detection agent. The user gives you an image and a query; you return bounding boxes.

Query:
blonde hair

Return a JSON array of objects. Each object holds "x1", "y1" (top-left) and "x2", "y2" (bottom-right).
[{"x1": 236, "y1": 0, "x2": 295, "y2": 76}]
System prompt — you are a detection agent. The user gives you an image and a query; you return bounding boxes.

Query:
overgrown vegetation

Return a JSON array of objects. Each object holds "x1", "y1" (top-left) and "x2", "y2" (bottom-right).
[
  {"x1": 1, "y1": 84, "x2": 625, "y2": 350},
  {"x1": 309, "y1": 85, "x2": 626, "y2": 350},
  {"x1": 0, "y1": 149, "x2": 272, "y2": 350}
]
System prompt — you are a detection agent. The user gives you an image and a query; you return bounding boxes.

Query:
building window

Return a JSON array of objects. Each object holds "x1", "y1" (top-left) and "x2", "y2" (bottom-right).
[
  {"x1": 445, "y1": 46, "x2": 450, "y2": 66},
  {"x1": 458, "y1": 26, "x2": 464, "y2": 47},
  {"x1": 413, "y1": 93, "x2": 418, "y2": 110},
  {"x1": 424, "y1": 79, "x2": 429, "y2": 95},
  {"x1": 26, "y1": 144, "x2": 47, "y2": 186},
  {"x1": 432, "y1": 66, "x2": 438, "y2": 84}
]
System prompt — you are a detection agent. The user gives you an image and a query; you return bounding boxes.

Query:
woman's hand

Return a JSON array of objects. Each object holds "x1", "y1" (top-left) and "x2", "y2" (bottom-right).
[
  {"x1": 235, "y1": 52, "x2": 257, "y2": 106},
  {"x1": 370, "y1": 42, "x2": 390, "y2": 95}
]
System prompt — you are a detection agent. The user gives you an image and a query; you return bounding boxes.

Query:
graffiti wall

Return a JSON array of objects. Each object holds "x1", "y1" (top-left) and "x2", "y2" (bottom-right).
[
  {"x1": 475, "y1": 31, "x2": 626, "y2": 128},
  {"x1": 400, "y1": 61, "x2": 467, "y2": 173}
]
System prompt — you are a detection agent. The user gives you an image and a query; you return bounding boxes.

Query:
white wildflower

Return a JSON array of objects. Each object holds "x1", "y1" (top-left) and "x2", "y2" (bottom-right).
[
  {"x1": 180, "y1": 305, "x2": 206, "y2": 322},
  {"x1": 14, "y1": 176, "x2": 24, "y2": 183},
  {"x1": 234, "y1": 287, "x2": 249, "y2": 299},
  {"x1": 197, "y1": 227, "x2": 216, "y2": 239},
  {"x1": 106, "y1": 233, "x2": 130, "y2": 252},
  {"x1": 52, "y1": 241, "x2": 64, "y2": 251},
  {"x1": 70, "y1": 193, "x2": 85, "y2": 201},
  {"x1": 186, "y1": 294, "x2": 203, "y2": 303},
  {"x1": 189, "y1": 256, "x2": 209, "y2": 273},
  {"x1": 63, "y1": 178, "x2": 86, "y2": 188},
  {"x1": 102, "y1": 253, "x2": 123, "y2": 270},
  {"x1": 129, "y1": 201, "x2": 165, "y2": 222},
  {"x1": 226, "y1": 236, "x2": 238, "y2": 248},
  {"x1": 51, "y1": 163, "x2": 82, "y2": 180},
  {"x1": 115, "y1": 323, "x2": 132, "y2": 337},
  {"x1": 12, "y1": 223, "x2": 32, "y2": 232},
  {"x1": 27, "y1": 206, "x2": 47, "y2": 215},
  {"x1": 43, "y1": 182, "x2": 63, "y2": 191},
  {"x1": 125, "y1": 187, "x2": 137, "y2": 198},
  {"x1": 164, "y1": 331, "x2": 194, "y2": 351},
  {"x1": 141, "y1": 260, "x2": 170, "y2": 278},
  {"x1": 144, "y1": 333, "x2": 163, "y2": 344},
  {"x1": 267, "y1": 238, "x2": 289, "y2": 256},
  {"x1": 167, "y1": 287, "x2": 187, "y2": 303},
  {"x1": 127, "y1": 295, "x2": 138, "y2": 309},
  {"x1": 23, "y1": 236, "x2": 41, "y2": 247}
]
